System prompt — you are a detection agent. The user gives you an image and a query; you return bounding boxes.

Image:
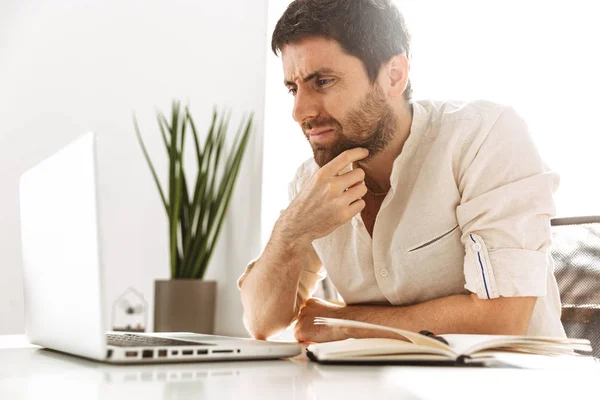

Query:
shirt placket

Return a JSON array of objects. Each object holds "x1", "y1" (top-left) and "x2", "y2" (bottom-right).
[
  {"x1": 352, "y1": 194, "x2": 397, "y2": 304},
  {"x1": 374, "y1": 192, "x2": 398, "y2": 303}
]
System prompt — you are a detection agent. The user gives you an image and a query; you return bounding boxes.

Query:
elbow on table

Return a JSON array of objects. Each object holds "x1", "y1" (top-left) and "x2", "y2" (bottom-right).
[
  {"x1": 508, "y1": 310, "x2": 534, "y2": 336},
  {"x1": 242, "y1": 311, "x2": 293, "y2": 340},
  {"x1": 503, "y1": 296, "x2": 537, "y2": 335},
  {"x1": 470, "y1": 293, "x2": 536, "y2": 335},
  {"x1": 240, "y1": 297, "x2": 297, "y2": 340}
]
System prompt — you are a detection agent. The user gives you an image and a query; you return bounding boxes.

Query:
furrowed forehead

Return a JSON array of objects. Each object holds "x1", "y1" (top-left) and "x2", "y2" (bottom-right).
[{"x1": 281, "y1": 38, "x2": 355, "y2": 85}]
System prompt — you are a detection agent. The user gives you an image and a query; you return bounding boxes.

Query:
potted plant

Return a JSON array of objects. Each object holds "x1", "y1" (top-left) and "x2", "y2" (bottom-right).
[{"x1": 133, "y1": 100, "x2": 253, "y2": 333}]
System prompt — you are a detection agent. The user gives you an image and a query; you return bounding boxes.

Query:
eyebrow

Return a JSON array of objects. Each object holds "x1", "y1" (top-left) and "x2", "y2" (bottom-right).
[{"x1": 284, "y1": 68, "x2": 338, "y2": 87}]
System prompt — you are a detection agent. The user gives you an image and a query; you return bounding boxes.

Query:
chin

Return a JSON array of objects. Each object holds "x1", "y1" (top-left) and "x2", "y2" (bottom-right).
[{"x1": 312, "y1": 151, "x2": 334, "y2": 167}]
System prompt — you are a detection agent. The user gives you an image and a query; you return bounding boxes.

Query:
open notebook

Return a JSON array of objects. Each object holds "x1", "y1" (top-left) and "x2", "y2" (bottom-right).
[{"x1": 306, "y1": 318, "x2": 593, "y2": 366}]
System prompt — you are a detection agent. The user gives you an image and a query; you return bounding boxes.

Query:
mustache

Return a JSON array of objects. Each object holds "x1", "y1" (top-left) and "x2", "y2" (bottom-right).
[{"x1": 302, "y1": 117, "x2": 341, "y2": 133}]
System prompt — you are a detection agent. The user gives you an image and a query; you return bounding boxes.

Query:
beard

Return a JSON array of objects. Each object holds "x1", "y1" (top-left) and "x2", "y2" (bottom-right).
[{"x1": 303, "y1": 83, "x2": 398, "y2": 167}]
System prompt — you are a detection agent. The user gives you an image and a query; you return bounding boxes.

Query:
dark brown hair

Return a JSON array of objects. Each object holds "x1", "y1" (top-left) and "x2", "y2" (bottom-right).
[{"x1": 272, "y1": 0, "x2": 412, "y2": 101}]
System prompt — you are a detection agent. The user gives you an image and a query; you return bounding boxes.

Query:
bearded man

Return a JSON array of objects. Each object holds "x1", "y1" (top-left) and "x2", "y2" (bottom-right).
[{"x1": 238, "y1": 0, "x2": 566, "y2": 343}]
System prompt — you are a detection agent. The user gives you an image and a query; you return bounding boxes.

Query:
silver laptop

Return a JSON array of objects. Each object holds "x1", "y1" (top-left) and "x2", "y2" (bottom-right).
[{"x1": 19, "y1": 132, "x2": 301, "y2": 364}]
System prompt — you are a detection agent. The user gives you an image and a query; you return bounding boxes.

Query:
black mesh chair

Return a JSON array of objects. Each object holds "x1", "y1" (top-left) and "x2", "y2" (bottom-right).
[{"x1": 551, "y1": 216, "x2": 600, "y2": 358}]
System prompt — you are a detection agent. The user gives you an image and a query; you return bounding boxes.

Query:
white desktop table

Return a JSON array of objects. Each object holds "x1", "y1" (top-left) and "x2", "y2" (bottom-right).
[{"x1": 1, "y1": 335, "x2": 598, "y2": 400}]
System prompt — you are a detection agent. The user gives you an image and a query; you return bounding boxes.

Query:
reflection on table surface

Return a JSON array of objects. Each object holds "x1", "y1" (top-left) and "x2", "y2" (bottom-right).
[
  {"x1": 1, "y1": 346, "x2": 599, "y2": 400},
  {"x1": 0, "y1": 347, "x2": 420, "y2": 400}
]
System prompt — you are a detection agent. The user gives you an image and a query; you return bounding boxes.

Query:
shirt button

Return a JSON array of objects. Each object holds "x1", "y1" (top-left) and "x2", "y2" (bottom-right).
[
  {"x1": 380, "y1": 268, "x2": 389, "y2": 277},
  {"x1": 473, "y1": 243, "x2": 482, "y2": 252}
]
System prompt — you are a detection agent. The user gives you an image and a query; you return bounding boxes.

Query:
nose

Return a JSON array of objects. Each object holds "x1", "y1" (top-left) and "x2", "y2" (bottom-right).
[{"x1": 292, "y1": 87, "x2": 319, "y2": 125}]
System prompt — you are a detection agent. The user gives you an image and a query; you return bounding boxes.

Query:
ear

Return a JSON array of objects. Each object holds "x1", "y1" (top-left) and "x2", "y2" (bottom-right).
[{"x1": 379, "y1": 54, "x2": 409, "y2": 98}]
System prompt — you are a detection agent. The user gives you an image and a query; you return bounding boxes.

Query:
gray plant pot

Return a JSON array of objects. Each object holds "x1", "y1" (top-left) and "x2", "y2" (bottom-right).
[{"x1": 153, "y1": 280, "x2": 216, "y2": 334}]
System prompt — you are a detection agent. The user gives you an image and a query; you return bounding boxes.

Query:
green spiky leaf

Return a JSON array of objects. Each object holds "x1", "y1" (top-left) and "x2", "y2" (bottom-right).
[{"x1": 134, "y1": 100, "x2": 253, "y2": 280}]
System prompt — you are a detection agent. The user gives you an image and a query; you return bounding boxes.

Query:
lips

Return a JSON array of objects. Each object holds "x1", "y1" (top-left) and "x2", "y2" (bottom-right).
[
  {"x1": 306, "y1": 128, "x2": 335, "y2": 145},
  {"x1": 307, "y1": 128, "x2": 334, "y2": 137}
]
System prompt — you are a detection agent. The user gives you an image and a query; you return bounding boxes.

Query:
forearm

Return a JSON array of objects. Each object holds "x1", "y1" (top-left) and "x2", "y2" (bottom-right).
[
  {"x1": 240, "y1": 220, "x2": 314, "y2": 339},
  {"x1": 241, "y1": 148, "x2": 370, "y2": 340},
  {"x1": 336, "y1": 294, "x2": 536, "y2": 338}
]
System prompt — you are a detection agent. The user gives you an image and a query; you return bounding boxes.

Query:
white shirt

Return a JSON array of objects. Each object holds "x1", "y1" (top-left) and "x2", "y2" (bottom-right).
[{"x1": 240, "y1": 99, "x2": 566, "y2": 338}]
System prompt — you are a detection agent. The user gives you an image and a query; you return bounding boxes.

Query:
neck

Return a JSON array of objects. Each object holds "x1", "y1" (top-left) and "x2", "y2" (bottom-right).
[{"x1": 355, "y1": 101, "x2": 413, "y2": 193}]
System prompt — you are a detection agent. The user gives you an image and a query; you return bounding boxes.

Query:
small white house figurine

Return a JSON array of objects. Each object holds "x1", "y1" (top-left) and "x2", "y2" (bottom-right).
[{"x1": 112, "y1": 287, "x2": 148, "y2": 332}]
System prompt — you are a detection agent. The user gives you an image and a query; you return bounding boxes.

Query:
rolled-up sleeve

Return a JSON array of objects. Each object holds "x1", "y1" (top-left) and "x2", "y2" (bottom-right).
[
  {"x1": 237, "y1": 166, "x2": 325, "y2": 309},
  {"x1": 455, "y1": 107, "x2": 559, "y2": 299}
]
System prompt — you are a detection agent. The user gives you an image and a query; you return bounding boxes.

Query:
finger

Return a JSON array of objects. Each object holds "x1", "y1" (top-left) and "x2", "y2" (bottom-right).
[
  {"x1": 342, "y1": 182, "x2": 368, "y2": 204},
  {"x1": 347, "y1": 199, "x2": 366, "y2": 216},
  {"x1": 305, "y1": 297, "x2": 318, "y2": 306},
  {"x1": 335, "y1": 167, "x2": 365, "y2": 191},
  {"x1": 345, "y1": 180, "x2": 365, "y2": 192},
  {"x1": 322, "y1": 148, "x2": 369, "y2": 176}
]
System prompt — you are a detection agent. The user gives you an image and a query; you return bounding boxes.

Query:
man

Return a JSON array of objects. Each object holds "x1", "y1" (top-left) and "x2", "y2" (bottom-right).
[{"x1": 239, "y1": 0, "x2": 566, "y2": 343}]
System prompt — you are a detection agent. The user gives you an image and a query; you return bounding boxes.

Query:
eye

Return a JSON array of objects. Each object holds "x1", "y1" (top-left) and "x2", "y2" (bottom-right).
[
  {"x1": 317, "y1": 78, "x2": 334, "y2": 87},
  {"x1": 288, "y1": 87, "x2": 297, "y2": 96}
]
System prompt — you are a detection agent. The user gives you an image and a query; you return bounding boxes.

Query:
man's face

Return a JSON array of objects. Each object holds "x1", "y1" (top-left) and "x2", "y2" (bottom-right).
[{"x1": 282, "y1": 37, "x2": 397, "y2": 167}]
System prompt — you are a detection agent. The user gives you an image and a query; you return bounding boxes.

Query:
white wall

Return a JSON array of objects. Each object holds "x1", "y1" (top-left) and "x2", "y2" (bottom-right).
[
  {"x1": 0, "y1": 0, "x2": 267, "y2": 336},
  {"x1": 395, "y1": 0, "x2": 600, "y2": 216}
]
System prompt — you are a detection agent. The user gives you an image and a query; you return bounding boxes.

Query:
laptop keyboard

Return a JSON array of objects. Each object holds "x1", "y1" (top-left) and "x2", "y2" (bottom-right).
[{"x1": 107, "y1": 333, "x2": 213, "y2": 348}]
